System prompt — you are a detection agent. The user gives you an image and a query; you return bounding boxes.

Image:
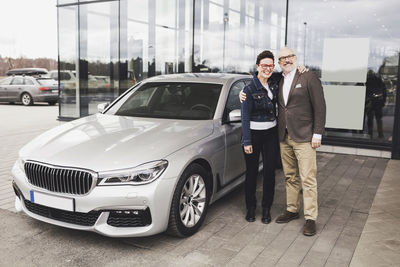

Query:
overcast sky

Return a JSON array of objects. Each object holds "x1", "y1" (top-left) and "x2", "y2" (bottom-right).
[{"x1": 0, "y1": 0, "x2": 57, "y2": 59}]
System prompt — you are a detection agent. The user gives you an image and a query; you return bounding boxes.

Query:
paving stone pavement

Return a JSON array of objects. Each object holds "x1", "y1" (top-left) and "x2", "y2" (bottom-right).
[
  {"x1": 350, "y1": 160, "x2": 400, "y2": 267},
  {"x1": 0, "y1": 103, "x2": 392, "y2": 266},
  {"x1": 0, "y1": 103, "x2": 64, "y2": 211}
]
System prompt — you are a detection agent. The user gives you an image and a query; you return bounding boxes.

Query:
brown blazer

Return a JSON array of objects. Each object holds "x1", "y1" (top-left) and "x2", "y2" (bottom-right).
[{"x1": 278, "y1": 70, "x2": 326, "y2": 142}]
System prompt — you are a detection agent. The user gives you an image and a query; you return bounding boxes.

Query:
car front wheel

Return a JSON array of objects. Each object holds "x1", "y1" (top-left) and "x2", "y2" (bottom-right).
[
  {"x1": 21, "y1": 93, "x2": 33, "y2": 106},
  {"x1": 167, "y1": 163, "x2": 210, "y2": 237}
]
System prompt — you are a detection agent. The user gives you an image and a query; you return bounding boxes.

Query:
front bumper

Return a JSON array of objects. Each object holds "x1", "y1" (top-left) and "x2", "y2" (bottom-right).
[{"x1": 12, "y1": 163, "x2": 176, "y2": 237}]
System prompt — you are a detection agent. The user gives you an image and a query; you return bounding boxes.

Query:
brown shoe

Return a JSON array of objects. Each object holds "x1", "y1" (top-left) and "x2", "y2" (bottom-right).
[
  {"x1": 275, "y1": 211, "x2": 299, "y2": 223},
  {"x1": 303, "y1": 220, "x2": 316, "y2": 236}
]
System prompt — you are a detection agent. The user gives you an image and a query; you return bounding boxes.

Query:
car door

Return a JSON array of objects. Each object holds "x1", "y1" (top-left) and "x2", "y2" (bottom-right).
[
  {"x1": 220, "y1": 79, "x2": 249, "y2": 186},
  {"x1": 0, "y1": 77, "x2": 12, "y2": 101},
  {"x1": 8, "y1": 77, "x2": 25, "y2": 101}
]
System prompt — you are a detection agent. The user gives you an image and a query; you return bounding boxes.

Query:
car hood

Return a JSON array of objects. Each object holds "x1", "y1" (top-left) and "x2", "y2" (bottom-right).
[{"x1": 20, "y1": 114, "x2": 214, "y2": 172}]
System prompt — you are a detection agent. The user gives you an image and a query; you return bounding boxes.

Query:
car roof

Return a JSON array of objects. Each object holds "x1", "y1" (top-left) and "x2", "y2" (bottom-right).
[
  {"x1": 6, "y1": 75, "x2": 54, "y2": 80},
  {"x1": 6, "y1": 68, "x2": 48, "y2": 76},
  {"x1": 144, "y1": 73, "x2": 252, "y2": 84}
]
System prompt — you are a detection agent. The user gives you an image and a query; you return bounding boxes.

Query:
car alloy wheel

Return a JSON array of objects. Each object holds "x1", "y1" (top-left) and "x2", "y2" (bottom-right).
[
  {"x1": 180, "y1": 174, "x2": 206, "y2": 227},
  {"x1": 168, "y1": 163, "x2": 210, "y2": 237},
  {"x1": 21, "y1": 93, "x2": 33, "y2": 106}
]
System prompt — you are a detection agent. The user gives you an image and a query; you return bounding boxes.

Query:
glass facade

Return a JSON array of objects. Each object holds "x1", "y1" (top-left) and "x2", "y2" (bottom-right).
[
  {"x1": 56, "y1": 0, "x2": 400, "y2": 158},
  {"x1": 286, "y1": 0, "x2": 399, "y2": 151}
]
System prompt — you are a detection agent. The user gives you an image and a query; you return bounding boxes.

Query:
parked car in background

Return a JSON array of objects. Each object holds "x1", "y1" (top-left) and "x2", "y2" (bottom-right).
[
  {"x1": 6, "y1": 68, "x2": 48, "y2": 76},
  {"x1": 47, "y1": 70, "x2": 76, "y2": 92},
  {"x1": 12, "y1": 73, "x2": 249, "y2": 237},
  {"x1": 47, "y1": 70, "x2": 102, "y2": 98},
  {"x1": 0, "y1": 76, "x2": 58, "y2": 106}
]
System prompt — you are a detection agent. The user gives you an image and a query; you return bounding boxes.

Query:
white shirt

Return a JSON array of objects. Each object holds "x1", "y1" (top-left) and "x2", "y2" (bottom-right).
[
  {"x1": 282, "y1": 68, "x2": 296, "y2": 106},
  {"x1": 250, "y1": 83, "x2": 277, "y2": 130},
  {"x1": 282, "y1": 69, "x2": 322, "y2": 140}
]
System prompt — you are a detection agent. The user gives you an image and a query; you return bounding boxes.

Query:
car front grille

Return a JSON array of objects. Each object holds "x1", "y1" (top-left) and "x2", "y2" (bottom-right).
[
  {"x1": 24, "y1": 161, "x2": 95, "y2": 195},
  {"x1": 24, "y1": 200, "x2": 101, "y2": 226}
]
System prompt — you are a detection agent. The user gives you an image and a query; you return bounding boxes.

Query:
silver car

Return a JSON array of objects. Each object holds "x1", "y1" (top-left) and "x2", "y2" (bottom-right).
[
  {"x1": 0, "y1": 76, "x2": 58, "y2": 106},
  {"x1": 12, "y1": 73, "x2": 251, "y2": 237}
]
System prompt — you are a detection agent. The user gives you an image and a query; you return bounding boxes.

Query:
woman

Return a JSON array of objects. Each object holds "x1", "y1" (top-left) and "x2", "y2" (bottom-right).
[{"x1": 241, "y1": 50, "x2": 279, "y2": 224}]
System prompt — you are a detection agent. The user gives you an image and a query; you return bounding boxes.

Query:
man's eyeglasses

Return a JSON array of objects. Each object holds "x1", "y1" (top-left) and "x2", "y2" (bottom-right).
[
  {"x1": 279, "y1": 54, "x2": 296, "y2": 62},
  {"x1": 259, "y1": 64, "x2": 275, "y2": 69}
]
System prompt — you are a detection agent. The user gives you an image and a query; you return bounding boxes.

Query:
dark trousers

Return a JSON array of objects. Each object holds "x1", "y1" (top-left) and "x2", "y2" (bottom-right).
[
  {"x1": 367, "y1": 105, "x2": 384, "y2": 138},
  {"x1": 243, "y1": 127, "x2": 278, "y2": 210}
]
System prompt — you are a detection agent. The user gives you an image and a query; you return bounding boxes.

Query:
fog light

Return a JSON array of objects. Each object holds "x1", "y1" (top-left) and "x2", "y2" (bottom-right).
[{"x1": 107, "y1": 208, "x2": 152, "y2": 227}]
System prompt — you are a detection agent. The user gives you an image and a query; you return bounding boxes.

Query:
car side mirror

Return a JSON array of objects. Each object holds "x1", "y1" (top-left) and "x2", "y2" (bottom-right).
[
  {"x1": 228, "y1": 109, "x2": 241, "y2": 123},
  {"x1": 97, "y1": 102, "x2": 109, "y2": 113}
]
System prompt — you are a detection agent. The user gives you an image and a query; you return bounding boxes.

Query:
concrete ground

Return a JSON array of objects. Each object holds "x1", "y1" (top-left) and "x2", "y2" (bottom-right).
[{"x1": 0, "y1": 103, "x2": 398, "y2": 266}]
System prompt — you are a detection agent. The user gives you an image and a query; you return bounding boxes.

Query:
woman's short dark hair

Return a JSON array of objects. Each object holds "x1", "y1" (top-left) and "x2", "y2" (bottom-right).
[{"x1": 256, "y1": 50, "x2": 274, "y2": 65}]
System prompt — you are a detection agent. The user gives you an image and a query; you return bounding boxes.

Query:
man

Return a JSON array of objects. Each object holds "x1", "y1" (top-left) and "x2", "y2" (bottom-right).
[
  {"x1": 365, "y1": 69, "x2": 386, "y2": 139},
  {"x1": 274, "y1": 47, "x2": 326, "y2": 236}
]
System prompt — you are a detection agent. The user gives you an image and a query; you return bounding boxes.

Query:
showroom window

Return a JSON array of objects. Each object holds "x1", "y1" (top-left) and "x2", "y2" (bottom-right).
[{"x1": 287, "y1": 0, "x2": 399, "y2": 150}]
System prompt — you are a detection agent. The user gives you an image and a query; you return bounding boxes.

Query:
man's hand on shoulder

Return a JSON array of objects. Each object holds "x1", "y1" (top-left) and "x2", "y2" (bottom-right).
[{"x1": 297, "y1": 65, "x2": 309, "y2": 74}]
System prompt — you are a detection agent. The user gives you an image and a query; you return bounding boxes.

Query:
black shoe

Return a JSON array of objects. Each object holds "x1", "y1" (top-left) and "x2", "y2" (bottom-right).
[
  {"x1": 261, "y1": 209, "x2": 271, "y2": 224},
  {"x1": 303, "y1": 220, "x2": 316, "y2": 236},
  {"x1": 245, "y1": 208, "x2": 256, "y2": 222},
  {"x1": 275, "y1": 210, "x2": 299, "y2": 223}
]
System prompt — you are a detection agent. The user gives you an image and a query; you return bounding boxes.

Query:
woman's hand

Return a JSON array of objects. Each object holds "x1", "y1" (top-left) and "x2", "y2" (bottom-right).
[
  {"x1": 244, "y1": 145, "x2": 253, "y2": 154},
  {"x1": 239, "y1": 90, "x2": 246, "y2": 103},
  {"x1": 297, "y1": 65, "x2": 309, "y2": 73}
]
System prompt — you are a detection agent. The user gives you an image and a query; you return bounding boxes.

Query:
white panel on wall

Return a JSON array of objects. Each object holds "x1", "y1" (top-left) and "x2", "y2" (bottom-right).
[
  {"x1": 324, "y1": 85, "x2": 366, "y2": 130},
  {"x1": 321, "y1": 38, "x2": 370, "y2": 83}
]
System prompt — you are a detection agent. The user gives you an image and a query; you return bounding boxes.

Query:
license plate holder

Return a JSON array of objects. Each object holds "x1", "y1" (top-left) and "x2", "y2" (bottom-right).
[{"x1": 30, "y1": 190, "x2": 74, "y2": 212}]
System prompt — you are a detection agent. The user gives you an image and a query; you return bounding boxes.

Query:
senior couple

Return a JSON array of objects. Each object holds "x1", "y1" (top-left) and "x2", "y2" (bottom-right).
[{"x1": 240, "y1": 47, "x2": 326, "y2": 236}]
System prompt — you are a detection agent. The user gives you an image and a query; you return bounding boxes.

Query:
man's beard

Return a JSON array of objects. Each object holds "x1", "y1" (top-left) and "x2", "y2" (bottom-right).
[{"x1": 282, "y1": 63, "x2": 297, "y2": 73}]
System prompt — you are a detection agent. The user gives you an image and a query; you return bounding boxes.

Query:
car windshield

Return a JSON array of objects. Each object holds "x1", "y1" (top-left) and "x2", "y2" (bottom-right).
[{"x1": 107, "y1": 82, "x2": 222, "y2": 120}]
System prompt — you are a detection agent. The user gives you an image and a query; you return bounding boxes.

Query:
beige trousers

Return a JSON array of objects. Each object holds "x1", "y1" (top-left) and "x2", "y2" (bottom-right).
[{"x1": 280, "y1": 134, "x2": 318, "y2": 220}]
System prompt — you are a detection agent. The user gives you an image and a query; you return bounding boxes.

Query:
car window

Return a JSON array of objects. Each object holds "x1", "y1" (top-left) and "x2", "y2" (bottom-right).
[
  {"x1": 0, "y1": 77, "x2": 12, "y2": 85},
  {"x1": 11, "y1": 77, "x2": 24, "y2": 85},
  {"x1": 60, "y1": 72, "x2": 72, "y2": 80},
  {"x1": 50, "y1": 73, "x2": 58, "y2": 79},
  {"x1": 24, "y1": 78, "x2": 34, "y2": 85},
  {"x1": 108, "y1": 82, "x2": 223, "y2": 120},
  {"x1": 225, "y1": 80, "x2": 247, "y2": 113}
]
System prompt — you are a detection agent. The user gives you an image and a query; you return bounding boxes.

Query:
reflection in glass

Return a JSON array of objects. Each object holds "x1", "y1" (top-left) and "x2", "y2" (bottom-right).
[
  {"x1": 57, "y1": 0, "x2": 77, "y2": 5},
  {"x1": 120, "y1": 0, "x2": 193, "y2": 93},
  {"x1": 287, "y1": 0, "x2": 399, "y2": 145},
  {"x1": 194, "y1": 0, "x2": 286, "y2": 73},
  {"x1": 58, "y1": 5, "x2": 78, "y2": 118},
  {"x1": 79, "y1": 1, "x2": 119, "y2": 116}
]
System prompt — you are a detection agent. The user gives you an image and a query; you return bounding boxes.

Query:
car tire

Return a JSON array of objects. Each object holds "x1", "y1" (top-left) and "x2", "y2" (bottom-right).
[
  {"x1": 21, "y1": 93, "x2": 33, "y2": 106},
  {"x1": 167, "y1": 163, "x2": 211, "y2": 237},
  {"x1": 48, "y1": 101, "x2": 57, "y2": 106}
]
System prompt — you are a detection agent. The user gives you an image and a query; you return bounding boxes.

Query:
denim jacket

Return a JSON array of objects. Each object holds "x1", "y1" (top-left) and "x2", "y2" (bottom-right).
[{"x1": 241, "y1": 72, "x2": 279, "y2": 146}]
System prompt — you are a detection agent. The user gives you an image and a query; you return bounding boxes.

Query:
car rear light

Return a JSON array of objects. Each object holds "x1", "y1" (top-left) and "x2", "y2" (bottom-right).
[
  {"x1": 39, "y1": 87, "x2": 50, "y2": 91},
  {"x1": 105, "y1": 83, "x2": 110, "y2": 88}
]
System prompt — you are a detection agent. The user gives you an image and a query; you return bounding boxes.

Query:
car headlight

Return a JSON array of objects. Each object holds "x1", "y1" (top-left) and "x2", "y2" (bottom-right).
[
  {"x1": 98, "y1": 160, "x2": 168, "y2": 185},
  {"x1": 17, "y1": 158, "x2": 26, "y2": 172}
]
